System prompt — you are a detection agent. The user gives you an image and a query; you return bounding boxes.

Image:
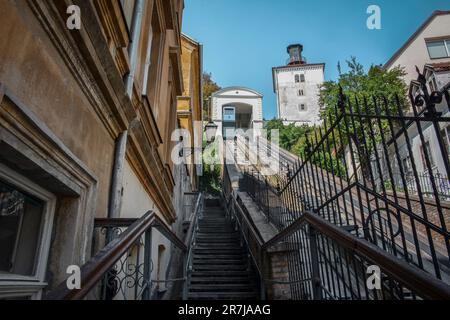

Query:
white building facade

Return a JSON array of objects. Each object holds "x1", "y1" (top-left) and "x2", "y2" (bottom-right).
[
  {"x1": 211, "y1": 87, "x2": 264, "y2": 139},
  {"x1": 383, "y1": 10, "x2": 450, "y2": 194},
  {"x1": 272, "y1": 44, "x2": 325, "y2": 126}
]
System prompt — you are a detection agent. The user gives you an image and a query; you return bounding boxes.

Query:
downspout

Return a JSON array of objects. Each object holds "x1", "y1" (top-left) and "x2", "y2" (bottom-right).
[
  {"x1": 109, "y1": 0, "x2": 144, "y2": 217},
  {"x1": 108, "y1": 131, "x2": 128, "y2": 219},
  {"x1": 125, "y1": 0, "x2": 145, "y2": 97}
]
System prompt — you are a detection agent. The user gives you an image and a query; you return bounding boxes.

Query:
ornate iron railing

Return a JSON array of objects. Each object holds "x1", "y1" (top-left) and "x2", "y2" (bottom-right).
[
  {"x1": 237, "y1": 72, "x2": 450, "y2": 299},
  {"x1": 389, "y1": 172, "x2": 450, "y2": 200},
  {"x1": 46, "y1": 193, "x2": 204, "y2": 300},
  {"x1": 231, "y1": 167, "x2": 450, "y2": 300}
]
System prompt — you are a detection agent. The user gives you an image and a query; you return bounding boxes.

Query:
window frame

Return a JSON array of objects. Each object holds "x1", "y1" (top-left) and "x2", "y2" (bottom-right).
[
  {"x1": 426, "y1": 39, "x2": 450, "y2": 59},
  {"x1": 420, "y1": 141, "x2": 436, "y2": 172},
  {"x1": 441, "y1": 126, "x2": 450, "y2": 162},
  {"x1": 0, "y1": 163, "x2": 56, "y2": 300}
]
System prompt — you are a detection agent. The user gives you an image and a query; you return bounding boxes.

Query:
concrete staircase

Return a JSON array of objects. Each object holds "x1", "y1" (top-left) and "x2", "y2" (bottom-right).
[{"x1": 187, "y1": 199, "x2": 259, "y2": 300}]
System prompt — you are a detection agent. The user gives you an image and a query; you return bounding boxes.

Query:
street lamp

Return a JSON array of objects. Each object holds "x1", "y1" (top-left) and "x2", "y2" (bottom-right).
[
  {"x1": 204, "y1": 97, "x2": 218, "y2": 143},
  {"x1": 205, "y1": 121, "x2": 218, "y2": 143}
]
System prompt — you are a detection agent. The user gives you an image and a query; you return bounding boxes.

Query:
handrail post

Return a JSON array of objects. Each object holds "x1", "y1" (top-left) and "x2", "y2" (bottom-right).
[
  {"x1": 309, "y1": 226, "x2": 323, "y2": 300},
  {"x1": 142, "y1": 228, "x2": 153, "y2": 300},
  {"x1": 182, "y1": 252, "x2": 189, "y2": 300}
]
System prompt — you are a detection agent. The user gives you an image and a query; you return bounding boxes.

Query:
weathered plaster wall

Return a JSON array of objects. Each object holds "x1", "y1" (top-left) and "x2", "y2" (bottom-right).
[{"x1": 0, "y1": 0, "x2": 114, "y2": 218}]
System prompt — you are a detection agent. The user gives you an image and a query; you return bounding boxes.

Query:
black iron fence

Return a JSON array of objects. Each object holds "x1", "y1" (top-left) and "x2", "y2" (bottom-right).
[
  {"x1": 388, "y1": 172, "x2": 450, "y2": 200},
  {"x1": 239, "y1": 73, "x2": 450, "y2": 299},
  {"x1": 237, "y1": 170, "x2": 450, "y2": 300}
]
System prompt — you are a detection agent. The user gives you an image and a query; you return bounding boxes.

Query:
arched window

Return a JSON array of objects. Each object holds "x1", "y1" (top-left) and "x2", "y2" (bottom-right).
[
  {"x1": 295, "y1": 75, "x2": 300, "y2": 83},
  {"x1": 298, "y1": 89, "x2": 304, "y2": 96}
]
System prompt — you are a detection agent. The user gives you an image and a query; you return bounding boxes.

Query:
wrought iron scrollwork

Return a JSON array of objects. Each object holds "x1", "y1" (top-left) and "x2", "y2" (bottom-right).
[{"x1": 411, "y1": 66, "x2": 443, "y2": 117}]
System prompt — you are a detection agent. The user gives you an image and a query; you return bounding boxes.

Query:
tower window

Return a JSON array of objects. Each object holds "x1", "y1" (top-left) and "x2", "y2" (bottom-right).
[
  {"x1": 295, "y1": 75, "x2": 300, "y2": 83},
  {"x1": 299, "y1": 104, "x2": 307, "y2": 112},
  {"x1": 300, "y1": 74, "x2": 305, "y2": 82},
  {"x1": 298, "y1": 89, "x2": 304, "y2": 96}
]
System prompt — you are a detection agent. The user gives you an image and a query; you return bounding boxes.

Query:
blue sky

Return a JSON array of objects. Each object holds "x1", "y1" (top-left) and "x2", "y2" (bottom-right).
[{"x1": 182, "y1": 0, "x2": 450, "y2": 120}]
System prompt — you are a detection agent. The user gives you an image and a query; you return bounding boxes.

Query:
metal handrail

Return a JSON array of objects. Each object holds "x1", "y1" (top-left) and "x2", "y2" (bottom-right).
[
  {"x1": 182, "y1": 192, "x2": 203, "y2": 300},
  {"x1": 46, "y1": 211, "x2": 187, "y2": 300},
  {"x1": 266, "y1": 211, "x2": 450, "y2": 300},
  {"x1": 222, "y1": 193, "x2": 267, "y2": 299},
  {"x1": 224, "y1": 166, "x2": 450, "y2": 300}
]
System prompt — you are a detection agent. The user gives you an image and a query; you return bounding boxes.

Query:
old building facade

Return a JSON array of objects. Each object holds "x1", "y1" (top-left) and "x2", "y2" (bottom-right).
[
  {"x1": 0, "y1": 0, "x2": 202, "y2": 300},
  {"x1": 272, "y1": 44, "x2": 325, "y2": 126},
  {"x1": 383, "y1": 10, "x2": 450, "y2": 191}
]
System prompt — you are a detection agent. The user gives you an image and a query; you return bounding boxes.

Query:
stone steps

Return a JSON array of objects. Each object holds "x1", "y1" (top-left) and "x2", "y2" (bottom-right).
[{"x1": 187, "y1": 201, "x2": 259, "y2": 300}]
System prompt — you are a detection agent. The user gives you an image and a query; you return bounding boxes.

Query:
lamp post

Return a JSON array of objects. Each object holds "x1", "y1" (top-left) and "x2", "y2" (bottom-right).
[
  {"x1": 204, "y1": 97, "x2": 218, "y2": 143},
  {"x1": 205, "y1": 121, "x2": 218, "y2": 143}
]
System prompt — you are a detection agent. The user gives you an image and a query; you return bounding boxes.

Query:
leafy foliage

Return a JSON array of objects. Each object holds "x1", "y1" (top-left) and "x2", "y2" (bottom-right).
[
  {"x1": 266, "y1": 58, "x2": 409, "y2": 180},
  {"x1": 202, "y1": 72, "x2": 221, "y2": 120},
  {"x1": 318, "y1": 58, "x2": 409, "y2": 176},
  {"x1": 265, "y1": 119, "x2": 310, "y2": 151},
  {"x1": 200, "y1": 164, "x2": 222, "y2": 196}
]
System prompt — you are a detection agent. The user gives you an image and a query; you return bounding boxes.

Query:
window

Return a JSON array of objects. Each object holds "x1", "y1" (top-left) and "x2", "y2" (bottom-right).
[
  {"x1": 420, "y1": 141, "x2": 435, "y2": 170},
  {"x1": 223, "y1": 107, "x2": 236, "y2": 122},
  {"x1": 299, "y1": 103, "x2": 307, "y2": 112},
  {"x1": 402, "y1": 156, "x2": 412, "y2": 174},
  {"x1": 300, "y1": 74, "x2": 306, "y2": 82},
  {"x1": 428, "y1": 76, "x2": 438, "y2": 92},
  {"x1": 441, "y1": 126, "x2": 450, "y2": 162},
  {"x1": 0, "y1": 164, "x2": 56, "y2": 299},
  {"x1": 295, "y1": 75, "x2": 300, "y2": 83},
  {"x1": 142, "y1": 25, "x2": 154, "y2": 95},
  {"x1": 298, "y1": 89, "x2": 304, "y2": 96},
  {"x1": 426, "y1": 39, "x2": 450, "y2": 59}
]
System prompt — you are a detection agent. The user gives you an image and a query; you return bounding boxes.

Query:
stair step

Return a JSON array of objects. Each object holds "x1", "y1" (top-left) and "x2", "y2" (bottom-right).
[
  {"x1": 188, "y1": 292, "x2": 258, "y2": 300},
  {"x1": 197, "y1": 234, "x2": 238, "y2": 238},
  {"x1": 193, "y1": 249, "x2": 246, "y2": 254},
  {"x1": 189, "y1": 284, "x2": 257, "y2": 292},
  {"x1": 196, "y1": 243, "x2": 242, "y2": 247},
  {"x1": 190, "y1": 277, "x2": 255, "y2": 284},
  {"x1": 193, "y1": 265, "x2": 249, "y2": 271},
  {"x1": 196, "y1": 239, "x2": 241, "y2": 244},
  {"x1": 186, "y1": 199, "x2": 258, "y2": 300},
  {"x1": 193, "y1": 260, "x2": 247, "y2": 265},
  {"x1": 191, "y1": 271, "x2": 253, "y2": 277},
  {"x1": 193, "y1": 254, "x2": 246, "y2": 259}
]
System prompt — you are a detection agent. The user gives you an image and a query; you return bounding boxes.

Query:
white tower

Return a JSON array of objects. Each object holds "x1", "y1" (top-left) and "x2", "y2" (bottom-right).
[{"x1": 272, "y1": 44, "x2": 325, "y2": 126}]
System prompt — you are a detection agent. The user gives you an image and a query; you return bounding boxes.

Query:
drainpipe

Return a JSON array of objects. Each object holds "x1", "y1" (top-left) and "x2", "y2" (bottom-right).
[
  {"x1": 108, "y1": 131, "x2": 128, "y2": 219},
  {"x1": 125, "y1": 0, "x2": 145, "y2": 97}
]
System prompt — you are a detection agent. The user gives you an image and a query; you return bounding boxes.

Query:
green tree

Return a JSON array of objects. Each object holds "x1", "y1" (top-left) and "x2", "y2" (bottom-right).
[
  {"x1": 319, "y1": 57, "x2": 408, "y2": 121},
  {"x1": 265, "y1": 119, "x2": 310, "y2": 152},
  {"x1": 202, "y1": 72, "x2": 221, "y2": 120},
  {"x1": 318, "y1": 57, "x2": 409, "y2": 178}
]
